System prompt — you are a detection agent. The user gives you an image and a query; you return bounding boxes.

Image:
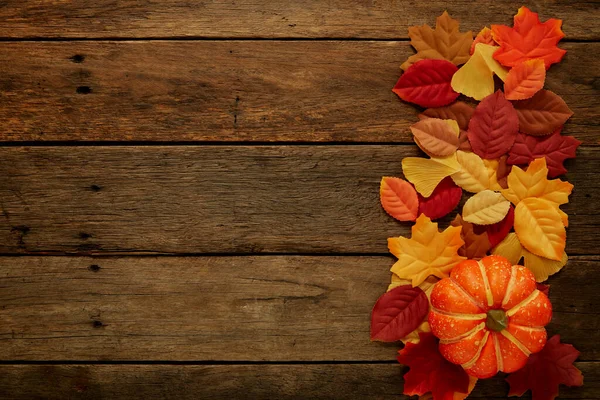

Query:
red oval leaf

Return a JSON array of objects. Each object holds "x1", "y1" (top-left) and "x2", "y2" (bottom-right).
[
  {"x1": 418, "y1": 177, "x2": 463, "y2": 220},
  {"x1": 370, "y1": 285, "x2": 429, "y2": 342},
  {"x1": 380, "y1": 177, "x2": 419, "y2": 222},
  {"x1": 507, "y1": 129, "x2": 581, "y2": 177},
  {"x1": 393, "y1": 59, "x2": 460, "y2": 108},
  {"x1": 484, "y1": 205, "x2": 515, "y2": 247},
  {"x1": 468, "y1": 90, "x2": 519, "y2": 159}
]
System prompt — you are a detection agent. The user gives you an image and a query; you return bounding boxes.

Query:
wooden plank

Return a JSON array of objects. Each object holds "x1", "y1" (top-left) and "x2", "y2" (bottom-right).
[
  {"x1": 0, "y1": 42, "x2": 597, "y2": 144},
  {"x1": 0, "y1": 362, "x2": 597, "y2": 399},
  {"x1": 0, "y1": 146, "x2": 597, "y2": 255},
  {"x1": 0, "y1": 1, "x2": 598, "y2": 40},
  {"x1": 0, "y1": 256, "x2": 597, "y2": 361}
]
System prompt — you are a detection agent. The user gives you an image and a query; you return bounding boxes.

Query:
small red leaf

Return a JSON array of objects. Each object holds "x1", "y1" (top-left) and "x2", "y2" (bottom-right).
[
  {"x1": 507, "y1": 129, "x2": 581, "y2": 177},
  {"x1": 418, "y1": 177, "x2": 463, "y2": 220},
  {"x1": 468, "y1": 91, "x2": 519, "y2": 159},
  {"x1": 536, "y1": 283, "x2": 550, "y2": 296},
  {"x1": 393, "y1": 59, "x2": 460, "y2": 108},
  {"x1": 398, "y1": 332, "x2": 470, "y2": 399},
  {"x1": 484, "y1": 205, "x2": 515, "y2": 247},
  {"x1": 506, "y1": 335, "x2": 583, "y2": 400},
  {"x1": 371, "y1": 285, "x2": 429, "y2": 342},
  {"x1": 380, "y1": 177, "x2": 419, "y2": 221}
]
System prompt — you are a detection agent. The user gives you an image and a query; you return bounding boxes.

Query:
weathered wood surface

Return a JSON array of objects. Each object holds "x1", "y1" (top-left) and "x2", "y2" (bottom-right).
[
  {"x1": 0, "y1": 362, "x2": 597, "y2": 399},
  {"x1": 0, "y1": 146, "x2": 597, "y2": 255},
  {"x1": 0, "y1": 256, "x2": 597, "y2": 361},
  {"x1": 0, "y1": 42, "x2": 597, "y2": 143},
  {"x1": 0, "y1": 1, "x2": 598, "y2": 40}
]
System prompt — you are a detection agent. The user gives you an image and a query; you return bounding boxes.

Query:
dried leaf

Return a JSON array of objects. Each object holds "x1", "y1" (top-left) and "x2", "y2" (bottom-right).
[
  {"x1": 451, "y1": 150, "x2": 489, "y2": 193},
  {"x1": 492, "y1": 7, "x2": 566, "y2": 69},
  {"x1": 451, "y1": 214, "x2": 491, "y2": 259},
  {"x1": 418, "y1": 177, "x2": 463, "y2": 220},
  {"x1": 370, "y1": 285, "x2": 429, "y2": 342},
  {"x1": 470, "y1": 27, "x2": 495, "y2": 54},
  {"x1": 380, "y1": 177, "x2": 419, "y2": 222},
  {"x1": 451, "y1": 44, "x2": 509, "y2": 100},
  {"x1": 398, "y1": 332, "x2": 471, "y2": 399},
  {"x1": 388, "y1": 214, "x2": 465, "y2": 286},
  {"x1": 463, "y1": 189, "x2": 511, "y2": 225},
  {"x1": 393, "y1": 59, "x2": 460, "y2": 108},
  {"x1": 514, "y1": 198, "x2": 566, "y2": 261},
  {"x1": 485, "y1": 205, "x2": 515, "y2": 247},
  {"x1": 507, "y1": 129, "x2": 581, "y2": 177},
  {"x1": 512, "y1": 90, "x2": 573, "y2": 136},
  {"x1": 418, "y1": 101, "x2": 475, "y2": 131},
  {"x1": 401, "y1": 11, "x2": 473, "y2": 70},
  {"x1": 504, "y1": 59, "x2": 546, "y2": 100},
  {"x1": 402, "y1": 156, "x2": 461, "y2": 197},
  {"x1": 468, "y1": 90, "x2": 519, "y2": 159},
  {"x1": 410, "y1": 118, "x2": 459, "y2": 157},
  {"x1": 506, "y1": 335, "x2": 583, "y2": 399}
]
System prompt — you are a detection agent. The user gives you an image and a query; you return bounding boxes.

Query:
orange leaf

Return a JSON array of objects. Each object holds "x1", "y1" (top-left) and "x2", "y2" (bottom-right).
[
  {"x1": 388, "y1": 214, "x2": 465, "y2": 286},
  {"x1": 512, "y1": 90, "x2": 573, "y2": 136},
  {"x1": 451, "y1": 214, "x2": 491, "y2": 259},
  {"x1": 380, "y1": 177, "x2": 419, "y2": 222},
  {"x1": 410, "y1": 118, "x2": 459, "y2": 157},
  {"x1": 492, "y1": 6, "x2": 566, "y2": 69},
  {"x1": 401, "y1": 11, "x2": 473, "y2": 70},
  {"x1": 504, "y1": 59, "x2": 546, "y2": 100},
  {"x1": 470, "y1": 27, "x2": 495, "y2": 54}
]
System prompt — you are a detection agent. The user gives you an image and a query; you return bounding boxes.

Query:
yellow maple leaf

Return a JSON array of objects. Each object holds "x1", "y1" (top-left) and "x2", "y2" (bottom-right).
[
  {"x1": 401, "y1": 11, "x2": 473, "y2": 70},
  {"x1": 501, "y1": 157, "x2": 572, "y2": 226},
  {"x1": 451, "y1": 44, "x2": 509, "y2": 100},
  {"x1": 388, "y1": 214, "x2": 465, "y2": 286},
  {"x1": 492, "y1": 233, "x2": 568, "y2": 281}
]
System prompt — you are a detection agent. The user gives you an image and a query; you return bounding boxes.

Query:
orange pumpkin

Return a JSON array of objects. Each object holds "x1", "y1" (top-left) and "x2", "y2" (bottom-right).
[{"x1": 428, "y1": 255, "x2": 552, "y2": 378}]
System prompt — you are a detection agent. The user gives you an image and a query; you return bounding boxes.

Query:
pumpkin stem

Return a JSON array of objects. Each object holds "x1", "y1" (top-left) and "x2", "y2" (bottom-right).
[{"x1": 486, "y1": 309, "x2": 508, "y2": 332}]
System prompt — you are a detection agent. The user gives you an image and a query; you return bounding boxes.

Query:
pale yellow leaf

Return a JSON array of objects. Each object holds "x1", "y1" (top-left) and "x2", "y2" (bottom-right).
[
  {"x1": 477, "y1": 43, "x2": 509, "y2": 81},
  {"x1": 522, "y1": 248, "x2": 568, "y2": 282},
  {"x1": 514, "y1": 197, "x2": 566, "y2": 261},
  {"x1": 491, "y1": 232, "x2": 523, "y2": 265},
  {"x1": 451, "y1": 150, "x2": 489, "y2": 193},
  {"x1": 451, "y1": 44, "x2": 508, "y2": 100},
  {"x1": 463, "y1": 190, "x2": 511, "y2": 225},
  {"x1": 402, "y1": 156, "x2": 460, "y2": 197}
]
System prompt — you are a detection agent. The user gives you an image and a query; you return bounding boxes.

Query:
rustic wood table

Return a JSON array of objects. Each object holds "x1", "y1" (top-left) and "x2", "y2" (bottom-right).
[{"x1": 0, "y1": 1, "x2": 598, "y2": 399}]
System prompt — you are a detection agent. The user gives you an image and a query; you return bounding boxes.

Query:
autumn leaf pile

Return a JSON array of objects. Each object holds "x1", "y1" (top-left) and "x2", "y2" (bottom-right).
[{"x1": 371, "y1": 7, "x2": 584, "y2": 400}]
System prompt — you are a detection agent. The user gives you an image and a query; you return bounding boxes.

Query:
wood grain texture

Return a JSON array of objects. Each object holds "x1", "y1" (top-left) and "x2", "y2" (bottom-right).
[
  {"x1": 0, "y1": 1, "x2": 598, "y2": 40},
  {"x1": 0, "y1": 146, "x2": 596, "y2": 255},
  {"x1": 0, "y1": 256, "x2": 597, "y2": 361},
  {"x1": 0, "y1": 362, "x2": 597, "y2": 399},
  {"x1": 0, "y1": 42, "x2": 597, "y2": 143}
]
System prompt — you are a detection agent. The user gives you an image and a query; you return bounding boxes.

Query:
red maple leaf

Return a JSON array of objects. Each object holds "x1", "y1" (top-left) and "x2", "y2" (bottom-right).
[
  {"x1": 491, "y1": 7, "x2": 566, "y2": 69},
  {"x1": 398, "y1": 332, "x2": 470, "y2": 400},
  {"x1": 506, "y1": 335, "x2": 583, "y2": 400},
  {"x1": 507, "y1": 129, "x2": 581, "y2": 177}
]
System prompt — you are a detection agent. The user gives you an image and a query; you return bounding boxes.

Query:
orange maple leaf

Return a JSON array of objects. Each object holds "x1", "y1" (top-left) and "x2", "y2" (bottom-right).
[{"x1": 491, "y1": 7, "x2": 566, "y2": 69}]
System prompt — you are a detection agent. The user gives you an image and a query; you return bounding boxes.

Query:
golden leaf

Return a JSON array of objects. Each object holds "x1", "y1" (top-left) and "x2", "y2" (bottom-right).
[
  {"x1": 451, "y1": 44, "x2": 509, "y2": 100},
  {"x1": 491, "y1": 232, "x2": 523, "y2": 265},
  {"x1": 388, "y1": 214, "x2": 465, "y2": 286},
  {"x1": 514, "y1": 198, "x2": 566, "y2": 261},
  {"x1": 401, "y1": 11, "x2": 473, "y2": 70},
  {"x1": 402, "y1": 156, "x2": 461, "y2": 197},
  {"x1": 451, "y1": 150, "x2": 489, "y2": 193},
  {"x1": 463, "y1": 190, "x2": 511, "y2": 225}
]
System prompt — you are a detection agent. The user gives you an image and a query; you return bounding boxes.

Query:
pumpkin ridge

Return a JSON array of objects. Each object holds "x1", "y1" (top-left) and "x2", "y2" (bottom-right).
[
  {"x1": 449, "y1": 277, "x2": 487, "y2": 311},
  {"x1": 501, "y1": 265, "x2": 519, "y2": 308},
  {"x1": 477, "y1": 259, "x2": 494, "y2": 307},
  {"x1": 462, "y1": 330, "x2": 490, "y2": 369},
  {"x1": 431, "y1": 307, "x2": 487, "y2": 320},
  {"x1": 493, "y1": 332, "x2": 504, "y2": 372},
  {"x1": 500, "y1": 329, "x2": 532, "y2": 356},
  {"x1": 507, "y1": 289, "x2": 540, "y2": 317},
  {"x1": 440, "y1": 321, "x2": 486, "y2": 344}
]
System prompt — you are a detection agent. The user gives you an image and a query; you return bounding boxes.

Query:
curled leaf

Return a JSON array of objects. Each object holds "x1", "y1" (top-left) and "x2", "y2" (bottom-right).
[
  {"x1": 512, "y1": 90, "x2": 573, "y2": 136},
  {"x1": 410, "y1": 118, "x2": 459, "y2": 157},
  {"x1": 514, "y1": 197, "x2": 566, "y2": 261},
  {"x1": 463, "y1": 189, "x2": 511, "y2": 225},
  {"x1": 451, "y1": 150, "x2": 489, "y2": 193},
  {"x1": 468, "y1": 91, "x2": 519, "y2": 159},
  {"x1": 504, "y1": 59, "x2": 546, "y2": 100},
  {"x1": 393, "y1": 59, "x2": 460, "y2": 108},
  {"x1": 380, "y1": 177, "x2": 419, "y2": 222},
  {"x1": 418, "y1": 177, "x2": 463, "y2": 220}
]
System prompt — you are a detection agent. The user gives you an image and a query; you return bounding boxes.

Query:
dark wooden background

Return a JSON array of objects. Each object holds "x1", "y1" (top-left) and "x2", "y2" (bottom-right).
[{"x1": 0, "y1": 1, "x2": 598, "y2": 399}]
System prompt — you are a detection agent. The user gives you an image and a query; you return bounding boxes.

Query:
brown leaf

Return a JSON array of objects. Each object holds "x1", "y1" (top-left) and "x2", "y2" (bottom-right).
[
  {"x1": 418, "y1": 101, "x2": 475, "y2": 131},
  {"x1": 512, "y1": 90, "x2": 573, "y2": 136},
  {"x1": 401, "y1": 12, "x2": 473, "y2": 70},
  {"x1": 451, "y1": 214, "x2": 491, "y2": 259}
]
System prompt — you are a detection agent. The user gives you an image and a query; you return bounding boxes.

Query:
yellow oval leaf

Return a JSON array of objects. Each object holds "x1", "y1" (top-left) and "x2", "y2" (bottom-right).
[
  {"x1": 402, "y1": 157, "x2": 460, "y2": 197},
  {"x1": 514, "y1": 197, "x2": 566, "y2": 261},
  {"x1": 451, "y1": 150, "x2": 489, "y2": 193},
  {"x1": 463, "y1": 190, "x2": 511, "y2": 225}
]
